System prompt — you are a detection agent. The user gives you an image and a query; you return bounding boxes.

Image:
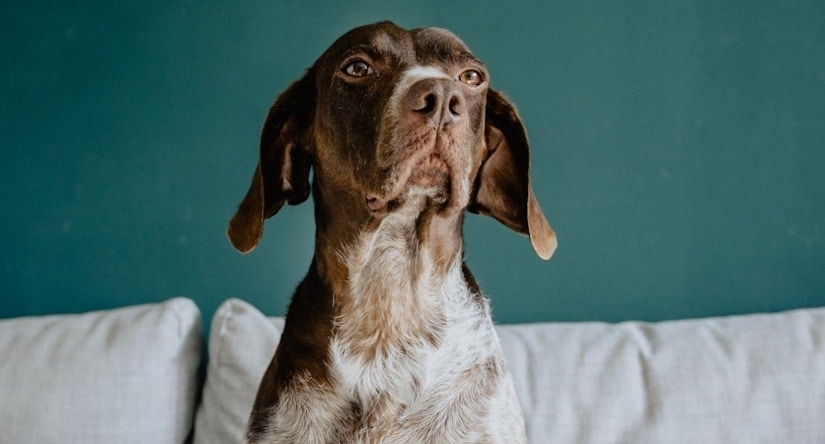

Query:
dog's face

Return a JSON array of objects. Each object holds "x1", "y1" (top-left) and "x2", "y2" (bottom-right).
[
  {"x1": 228, "y1": 21, "x2": 556, "y2": 259},
  {"x1": 311, "y1": 23, "x2": 488, "y2": 216}
]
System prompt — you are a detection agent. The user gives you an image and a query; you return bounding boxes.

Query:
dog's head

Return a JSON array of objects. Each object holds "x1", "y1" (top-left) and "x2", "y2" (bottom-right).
[{"x1": 228, "y1": 21, "x2": 556, "y2": 260}]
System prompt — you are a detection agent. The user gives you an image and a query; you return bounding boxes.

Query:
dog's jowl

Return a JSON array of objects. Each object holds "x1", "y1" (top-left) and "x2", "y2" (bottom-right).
[{"x1": 228, "y1": 21, "x2": 556, "y2": 443}]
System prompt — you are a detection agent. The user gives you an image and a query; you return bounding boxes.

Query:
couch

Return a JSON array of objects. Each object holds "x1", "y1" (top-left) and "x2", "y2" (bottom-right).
[{"x1": 1, "y1": 297, "x2": 823, "y2": 443}]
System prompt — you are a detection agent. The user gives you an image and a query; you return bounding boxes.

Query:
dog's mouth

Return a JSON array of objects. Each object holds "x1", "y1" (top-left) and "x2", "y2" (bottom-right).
[
  {"x1": 409, "y1": 153, "x2": 450, "y2": 188},
  {"x1": 365, "y1": 149, "x2": 457, "y2": 213}
]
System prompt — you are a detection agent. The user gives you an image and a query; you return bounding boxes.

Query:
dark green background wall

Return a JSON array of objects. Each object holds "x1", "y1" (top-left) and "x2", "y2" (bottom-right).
[{"x1": 3, "y1": 1, "x2": 824, "y2": 326}]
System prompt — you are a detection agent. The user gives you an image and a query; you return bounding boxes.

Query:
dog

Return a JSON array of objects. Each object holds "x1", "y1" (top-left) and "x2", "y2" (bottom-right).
[{"x1": 227, "y1": 21, "x2": 556, "y2": 443}]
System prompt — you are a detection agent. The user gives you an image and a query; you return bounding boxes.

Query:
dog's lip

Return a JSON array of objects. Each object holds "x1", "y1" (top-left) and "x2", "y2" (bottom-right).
[
  {"x1": 365, "y1": 152, "x2": 451, "y2": 212},
  {"x1": 412, "y1": 152, "x2": 450, "y2": 178},
  {"x1": 365, "y1": 195, "x2": 386, "y2": 211}
]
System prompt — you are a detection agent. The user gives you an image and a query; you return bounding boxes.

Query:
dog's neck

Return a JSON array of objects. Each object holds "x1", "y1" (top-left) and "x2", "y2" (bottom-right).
[
  {"x1": 313, "y1": 185, "x2": 467, "y2": 296},
  {"x1": 310, "y1": 188, "x2": 471, "y2": 359}
]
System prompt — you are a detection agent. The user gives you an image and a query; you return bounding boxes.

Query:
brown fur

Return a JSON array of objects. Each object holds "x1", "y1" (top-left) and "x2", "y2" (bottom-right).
[{"x1": 228, "y1": 21, "x2": 556, "y2": 443}]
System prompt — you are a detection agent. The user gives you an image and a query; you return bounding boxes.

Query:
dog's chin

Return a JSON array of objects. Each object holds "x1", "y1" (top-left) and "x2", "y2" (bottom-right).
[
  {"x1": 408, "y1": 153, "x2": 450, "y2": 192},
  {"x1": 366, "y1": 154, "x2": 452, "y2": 214}
]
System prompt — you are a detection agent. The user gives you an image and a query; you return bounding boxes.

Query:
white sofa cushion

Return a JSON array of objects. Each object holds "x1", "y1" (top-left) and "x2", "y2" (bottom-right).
[
  {"x1": 194, "y1": 298, "x2": 825, "y2": 443},
  {"x1": 498, "y1": 308, "x2": 825, "y2": 443},
  {"x1": 194, "y1": 298, "x2": 284, "y2": 444},
  {"x1": 0, "y1": 297, "x2": 203, "y2": 444}
]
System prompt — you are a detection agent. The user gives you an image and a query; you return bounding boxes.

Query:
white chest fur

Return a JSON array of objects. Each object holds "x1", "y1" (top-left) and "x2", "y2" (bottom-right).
[{"x1": 326, "y1": 210, "x2": 524, "y2": 442}]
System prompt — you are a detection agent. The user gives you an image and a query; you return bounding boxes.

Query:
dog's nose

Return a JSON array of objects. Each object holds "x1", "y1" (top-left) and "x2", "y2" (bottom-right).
[{"x1": 406, "y1": 79, "x2": 465, "y2": 128}]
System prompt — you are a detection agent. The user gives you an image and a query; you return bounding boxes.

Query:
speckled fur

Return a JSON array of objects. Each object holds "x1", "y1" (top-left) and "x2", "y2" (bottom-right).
[{"x1": 232, "y1": 21, "x2": 555, "y2": 444}]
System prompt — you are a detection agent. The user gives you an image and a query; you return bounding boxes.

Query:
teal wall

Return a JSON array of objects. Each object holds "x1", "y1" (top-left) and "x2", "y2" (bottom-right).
[{"x1": 3, "y1": 1, "x2": 824, "y2": 326}]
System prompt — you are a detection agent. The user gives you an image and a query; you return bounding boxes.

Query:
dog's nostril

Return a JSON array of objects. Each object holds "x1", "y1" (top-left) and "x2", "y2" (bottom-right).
[
  {"x1": 424, "y1": 94, "x2": 437, "y2": 114},
  {"x1": 411, "y1": 92, "x2": 438, "y2": 114},
  {"x1": 448, "y1": 95, "x2": 463, "y2": 116}
]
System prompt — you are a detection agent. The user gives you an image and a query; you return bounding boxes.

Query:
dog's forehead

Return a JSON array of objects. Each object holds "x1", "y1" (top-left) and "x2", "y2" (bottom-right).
[
  {"x1": 318, "y1": 22, "x2": 477, "y2": 69},
  {"x1": 409, "y1": 27, "x2": 474, "y2": 65}
]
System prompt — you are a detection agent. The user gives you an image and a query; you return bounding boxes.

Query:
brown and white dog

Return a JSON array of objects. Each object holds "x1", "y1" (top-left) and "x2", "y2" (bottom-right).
[{"x1": 228, "y1": 21, "x2": 556, "y2": 443}]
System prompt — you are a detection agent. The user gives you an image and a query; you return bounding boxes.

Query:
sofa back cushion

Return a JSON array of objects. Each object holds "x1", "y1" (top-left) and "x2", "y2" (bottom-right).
[
  {"x1": 194, "y1": 298, "x2": 283, "y2": 443},
  {"x1": 195, "y1": 298, "x2": 825, "y2": 443},
  {"x1": 498, "y1": 307, "x2": 825, "y2": 443},
  {"x1": 0, "y1": 297, "x2": 203, "y2": 444}
]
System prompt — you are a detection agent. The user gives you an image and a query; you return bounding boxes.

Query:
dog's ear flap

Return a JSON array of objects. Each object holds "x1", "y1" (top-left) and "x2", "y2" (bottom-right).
[
  {"x1": 469, "y1": 88, "x2": 557, "y2": 260},
  {"x1": 227, "y1": 72, "x2": 315, "y2": 254}
]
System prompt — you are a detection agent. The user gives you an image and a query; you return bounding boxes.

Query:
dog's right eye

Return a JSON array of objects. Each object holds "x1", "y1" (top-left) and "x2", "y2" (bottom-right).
[{"x1": 343, "y1": 60, "x2": 374, "y2": 77}]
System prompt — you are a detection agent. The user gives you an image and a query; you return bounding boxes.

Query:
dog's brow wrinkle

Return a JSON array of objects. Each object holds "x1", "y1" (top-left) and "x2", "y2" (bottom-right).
[
  {"x1": 342, "y1": 45, "x2": 381, "y2": 64},
  {"x1": 458, "y1": 52, "x2": 483, "y2": 66},
  {"x1": 369, "y1": 31, "x2": 409, "y2": 61}
]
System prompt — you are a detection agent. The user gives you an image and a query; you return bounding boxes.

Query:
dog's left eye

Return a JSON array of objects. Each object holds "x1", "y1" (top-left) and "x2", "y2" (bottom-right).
[
  {"x1": 458, "y1": 69, "x2": 483, "y2": 86},
  {"x1": 343, "y1": 60, "x2": 374, "y2": 77}
]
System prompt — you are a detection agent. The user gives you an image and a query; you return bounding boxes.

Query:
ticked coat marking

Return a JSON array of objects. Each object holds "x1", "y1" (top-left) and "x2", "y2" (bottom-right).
[{"x1": 228, "y1": 21, "x2": 557, "y2": 443}]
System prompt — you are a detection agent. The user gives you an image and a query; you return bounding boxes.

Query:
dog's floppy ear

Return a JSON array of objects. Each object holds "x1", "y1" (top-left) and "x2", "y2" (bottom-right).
[
  {"x1": 469, "y1": 88, "x2": 557, "y2": 260},
  {"x1": 227, "y1": 71, "x2": 316, "y2": 253}
]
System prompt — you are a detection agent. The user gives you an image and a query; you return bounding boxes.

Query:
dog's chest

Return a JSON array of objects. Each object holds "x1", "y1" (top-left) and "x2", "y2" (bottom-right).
[
  {"x1": 329, "y1": 221, "x2": 496, "y2": 432},
  {"x1": 329, "y1": 310, "x2": 496, "y2": 437}
]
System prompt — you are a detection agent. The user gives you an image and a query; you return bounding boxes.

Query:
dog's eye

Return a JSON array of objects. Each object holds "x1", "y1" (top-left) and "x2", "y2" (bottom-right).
[
  {"x1": 458, "y1": 69, "x2": 483, "y2": 86},
  {"x1": 343, "y1": 60, "x2": 374, "y2": 77}
]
